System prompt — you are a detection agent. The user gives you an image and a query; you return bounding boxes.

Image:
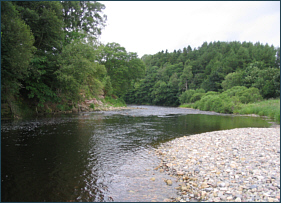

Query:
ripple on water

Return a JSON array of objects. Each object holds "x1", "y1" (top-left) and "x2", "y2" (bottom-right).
[{"x1": 1, "y1": 106, "x2": 273, "y2": 202}]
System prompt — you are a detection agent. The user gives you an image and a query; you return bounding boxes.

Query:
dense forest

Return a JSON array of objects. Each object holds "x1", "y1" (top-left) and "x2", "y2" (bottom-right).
[
  {"x1": 1, "y1": 1, "x2": 280, "y2": 118},
  {"x1": 124, "y1": 41, "x2": 280, "y2": 108},
  {"x1": 1, "y1": 1, "x2": 145, "y2": 117}
]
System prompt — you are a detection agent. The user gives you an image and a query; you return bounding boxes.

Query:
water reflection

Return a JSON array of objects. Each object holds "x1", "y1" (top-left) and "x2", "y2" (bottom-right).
[{"x1": 1, "y1": 106, "x2": 272, "y2": 201}]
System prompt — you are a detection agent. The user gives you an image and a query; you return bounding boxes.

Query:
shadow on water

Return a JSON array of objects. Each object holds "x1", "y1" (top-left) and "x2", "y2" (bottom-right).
[{"x1": 1, "y1": 106, "x2": 273, "y2": 201}]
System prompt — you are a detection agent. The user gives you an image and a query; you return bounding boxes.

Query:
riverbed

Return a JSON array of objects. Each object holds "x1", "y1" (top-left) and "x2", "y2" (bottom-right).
[{"x1": 1, "y1": 105, "x2": 274, "y2": 202}]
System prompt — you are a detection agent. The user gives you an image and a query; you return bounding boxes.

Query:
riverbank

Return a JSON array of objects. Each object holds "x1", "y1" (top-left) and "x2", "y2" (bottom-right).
[
  {"x1": 1, "y1": 96, "x2": 129, "y2": 119},
  {"x1": 179, "y1": 98, "x2": 280, "y2": 123},
  {"x1": 154, "y1": 127, "x2": 280, "y2": 202}
]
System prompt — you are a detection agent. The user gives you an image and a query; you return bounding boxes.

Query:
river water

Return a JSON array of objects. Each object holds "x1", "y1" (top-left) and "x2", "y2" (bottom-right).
[{"x1": 1, "y1": 105, "x2": 272, "y2": 202}]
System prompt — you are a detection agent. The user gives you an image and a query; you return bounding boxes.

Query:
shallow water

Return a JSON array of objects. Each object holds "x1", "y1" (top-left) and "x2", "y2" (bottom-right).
[{"x1": 1, "y1": 106, "x2": 272, "y2": 202}]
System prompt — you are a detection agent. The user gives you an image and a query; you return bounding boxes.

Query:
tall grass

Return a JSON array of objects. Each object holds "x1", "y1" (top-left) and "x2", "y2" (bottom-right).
[
  {"x1": 180, "y1": 99, "x2": 280, "y2": 123},
  {"x1": 234, "y1": 99, "x2": 280, "y2": 122}
]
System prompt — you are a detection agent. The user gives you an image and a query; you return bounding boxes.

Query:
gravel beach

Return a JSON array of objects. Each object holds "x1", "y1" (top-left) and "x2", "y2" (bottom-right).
[{"x1": 154, "y1": 127, "x2": 280, "y2": 202}]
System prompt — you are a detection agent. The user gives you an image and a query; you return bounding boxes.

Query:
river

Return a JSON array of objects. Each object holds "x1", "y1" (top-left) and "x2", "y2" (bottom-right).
[{"x1": 1, "y1": 105, "x2": 273, "y2": 202}]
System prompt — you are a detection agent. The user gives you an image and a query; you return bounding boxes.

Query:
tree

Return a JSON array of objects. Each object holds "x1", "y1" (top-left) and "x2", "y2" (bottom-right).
[
  {"x1": 126, "y1": 40, "x2": 280, "y2": 107},
  {"x1": 55, "y1": 39, "x2": 106, "y2": 103},
  {"x1": 13, "y1": 1, "x2": 65, "y2": 107},
  {"x1": 15, "y1": 1, "x2": 64, "y2": 54},
  {"x1": 61, "y1": 1, "x2": 107, "y2": 40},
  {"x1": 1, "y1": 1, "x2": 35, "y2": 102},
  {"x1": 151, "y1": 81, "x2": 168, "y2": 105},
  {"x1": 179, "y1": 61, "x2": 193, "y2": 91},
  {"x1": 201, "y1": 66, "x2": 224, "y2": 92},
  {"x1": 221, "y1": 71, "x2": 245, "y2": 90},
  {"x1": 98, "y1": 42, "x2": 145, "y2": 97}
]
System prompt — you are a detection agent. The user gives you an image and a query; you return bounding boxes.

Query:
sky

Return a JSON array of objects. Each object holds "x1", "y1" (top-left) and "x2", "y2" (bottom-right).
[{"x1": 99, "y1": 1, "x2": 280, "y2": 58}]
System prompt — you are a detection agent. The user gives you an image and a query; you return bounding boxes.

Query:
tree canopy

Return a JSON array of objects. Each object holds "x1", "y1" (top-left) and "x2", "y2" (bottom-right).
[{"x1": 125, "y1": 41, "x2": 280, "y2": 106}]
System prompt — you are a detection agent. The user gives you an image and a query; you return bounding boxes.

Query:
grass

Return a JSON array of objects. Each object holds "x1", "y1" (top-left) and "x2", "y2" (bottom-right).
[
  {"x1": 180, "y1": 99, "x2": 280, "y2": 123},
  {"x1": 104, "y1": 96, "x2": 127, "y2": 107},
  {"x1": 179, "y1": 103, "x2": 194, "y2": 108},
  {"x1": 234, "y1": 99, "x2": 280, "y2": 123}
]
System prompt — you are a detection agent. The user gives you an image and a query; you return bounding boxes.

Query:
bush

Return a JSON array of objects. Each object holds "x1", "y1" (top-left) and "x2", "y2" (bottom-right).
[
  {"x1": 179, "y1": 89, "x2": 196, "y2": 104},
  {"x1": 179, "y1": 88, "x2": 205, "y2": 104},
  {"x1": 193, "y1": 95, "x2": 216, "y2": 111},
  {"x1": 224, "y1": 86, "x2": 262, "y2": 104},
  {"x1": 190, "y1": 92, "x2": 205, "y2": 103},
  {"x1": 238, "y1": 87, "x2": 262, "y2": 103},
  {"x1": 224, "y1": 86, "x2": 247, "y2": 97},
  {"x1": 182, "y1": 86, "x2": 265, "y2": 115},
  {"x1": 193, "y1": 92, "x2": 236, "y2": 114},
  {"x1": 204, "y1": 91, "x2": 219, "y2": 96}
]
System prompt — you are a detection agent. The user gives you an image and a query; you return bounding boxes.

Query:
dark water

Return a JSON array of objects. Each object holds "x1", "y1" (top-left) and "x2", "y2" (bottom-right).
[{"x1": 1, "y1": 106, "x2": 272, "y2": 202}]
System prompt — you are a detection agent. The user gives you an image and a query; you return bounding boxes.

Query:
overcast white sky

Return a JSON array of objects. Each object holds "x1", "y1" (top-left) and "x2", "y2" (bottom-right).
[{"x1": 99, "y1": 1, "x2": 280, "y2": 58}]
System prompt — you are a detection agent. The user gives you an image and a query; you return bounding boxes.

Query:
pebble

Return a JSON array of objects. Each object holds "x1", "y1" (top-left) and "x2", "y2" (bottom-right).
[
  {"x1": 165, "y1": 179, "x2": 173, "y2": 185},
  {"x1": 150, "y1": 177, "x2": 155, "y2": 181},
  {"x1": 154, "y1": 127, "x2": 280, "y2": 202}
]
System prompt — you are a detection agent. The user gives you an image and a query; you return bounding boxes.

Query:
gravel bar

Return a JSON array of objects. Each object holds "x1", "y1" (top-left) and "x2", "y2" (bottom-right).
[{"x1": 154, "y1": 127, "x2": 280, "y2": 202}]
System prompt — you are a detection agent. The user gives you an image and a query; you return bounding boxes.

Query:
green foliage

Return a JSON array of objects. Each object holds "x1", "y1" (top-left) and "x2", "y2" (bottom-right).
[
  {"x1": 127, "y1": 41, "x2": 279, "y2": 107},
  {"x1": 221, "y1": 71, "x2": 244, "y2": 90},
  {"x1": 179, "y1": 89, "x2": 205, "y2": 104},
  {"x1": 1, "y1": 1, "x2": 114, "y2": 116},
  {"x1": 192, "y1": 86, "x2": 263, "y2": 114},
  {"x1": 240, "y1": 62, "x2": 280, "y2": 98},
  {"x1": 26, "y1": 81, "x2": 58, "y2": 107},
  {"x1": 2, "y1": 0, "x2": 280, "y2": 118},
  {"x1": 190, "y1": 92, "x2": 205, "y2": 103},
  {"x1": 98, "y1": 42, "x2": 145, "y2": 97},
  {"x1": 90, "y1": 103, "x2": 95, "y2": 110},
  {"x1": 223, "y1": 86, "x2": 262, "y2": 103},
  {"x1": 105, "y1": 96, "x2": 126, "y2": 107},
  {"x1": 179, "y1": 89, "x2": 196, "y2": 104},
  {"x1": 1, "y1": 1, "x2": 36, "y2": 100},
  {"x1": 61, "y1": 1, "x2": 107, "y2": 39},
  {"x1": 56, "y1": 104, "x2": 72, "y2": 111},
  {"x1": 15, "y1": 1, "x2": 64, "y2": 53},
  {"x1": 179, "y1": 63, "x2": 193, "y2": 91},
  {"x1": 193, "y1": 94, "x2": 235, "y2": 114},
  {"x1": 55, "y1": 39, "x2": 106, "y2": 102},
  {"x1": 179, "y1": 103, "x2": 194, "y2": 108},
  {"x1": 103, "y1": 76, "x2": 113, "y2": 96},
  {"x1": 234, "y1": 99, "x2": 280, "y2": 122}
]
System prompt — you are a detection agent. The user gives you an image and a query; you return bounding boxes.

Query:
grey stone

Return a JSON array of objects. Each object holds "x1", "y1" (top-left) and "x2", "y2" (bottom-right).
[{"x1": 250, "y1": 184, "x2": 257, "y2": 189}]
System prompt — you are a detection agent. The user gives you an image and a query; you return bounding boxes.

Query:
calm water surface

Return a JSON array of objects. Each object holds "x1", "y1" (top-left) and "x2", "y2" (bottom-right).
[{"x1": 1, "y1": 106, "x2": 272, "y2": 202}]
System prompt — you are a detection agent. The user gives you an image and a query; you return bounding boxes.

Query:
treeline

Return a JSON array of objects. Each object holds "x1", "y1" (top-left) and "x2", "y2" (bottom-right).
[
  {"x1": 1, "y1": 1, "x2": 145, "y2": 116},
  {"x1": 124, "y1": 41, "x2": 280, "y2": 107},
  {"x1": 2, "y1": 1, "x2": 280, "y2": 118}
]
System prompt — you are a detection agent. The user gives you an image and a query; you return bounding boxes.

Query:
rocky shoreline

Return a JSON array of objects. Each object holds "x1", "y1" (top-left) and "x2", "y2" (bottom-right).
[{"x1": 154, "y1": 127, "x2": 280, "y2": 202}]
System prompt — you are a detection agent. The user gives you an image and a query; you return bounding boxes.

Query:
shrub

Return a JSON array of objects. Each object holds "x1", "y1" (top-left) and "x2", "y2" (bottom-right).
[
  {"x1": 238, "y1": 87, "x2": 262, "y2": 103},
  {"x1": 190, "y1": 92, "x2": 205, "y2": 103},
  {"x1": 193, "y1": 93, "x2": 235, "y2": 114},
  {"x1": 90, "y1": 103, "x2": 95, "y2": 109},
  {"x1": 224, "y1": 86, "x2": 247, "y2": 97},
  {"x1": 224, "y1": 86, "x2": 262, "y2": 104},
  {"x1": 179, "y1": 88, "x2": 205, "y2": 104},
  {"x1": 179, "y1": 89, "x2": 196, "y2": 104},
  {"x1": 205, "y1": 91, "x2": 219, "y2": 96}
]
